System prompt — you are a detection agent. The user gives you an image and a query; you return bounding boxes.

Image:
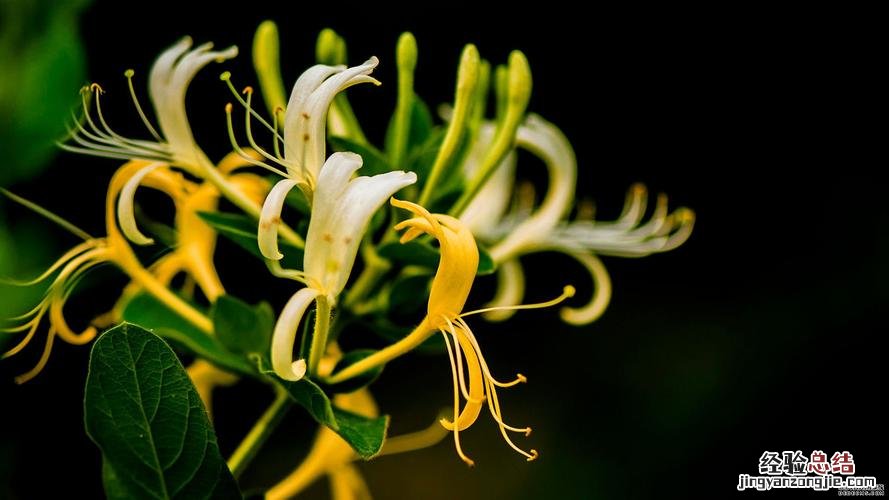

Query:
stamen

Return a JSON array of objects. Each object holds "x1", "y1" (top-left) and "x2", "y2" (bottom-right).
[
  {"x1": 441, "y1": 327, "x2": 475, "y2": 467},
  {"x1": 271, "y1": 107, "x2": 284, "y2": 158},
  {"x1": 0, "y1": 189, "x2": 93, "y2": 241},
  {"x1": 459, "y1": 285, "x2": 575, "y2": 318},
  {"x1": 0, "y1": 240, "x2": 98, "y2": 286},
  {"x1": 14, "y1": 328, "x2": 56, "y2": 384},
  {"x1": 242, "y1": 86, "x2": 289, "y2": 168},
  {"x1": 220, "y1": 72, "x2": 283, "y2": 140},
  {"x1": 125, "y1": 69, "x2": 163, "y2": 141},
  {"x1": 224, "y1": 103, "x2": 289, "y2": 177}
]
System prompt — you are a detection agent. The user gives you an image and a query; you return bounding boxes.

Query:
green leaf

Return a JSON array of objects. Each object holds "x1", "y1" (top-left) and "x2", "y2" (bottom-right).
[
  {"x1": 389, "y1": 273, "x2": 431, "y2": 313},
  {"x1": 406, "y1": 127, "x2": 445, "y2": 180},
  {"x1": 378, "y1": 241, "x2": 439, "y2": 269},
  {"x1": 252, "y1": 357, "x2": 389, "y2": 459},
  {"x1": 477, "y1": 244, "x2": 497, "y2": 275},
  {"x1": 84, "y1": 323, "x2": 241, "y2": 500},
  {"x1": 212, "y1": 295, "x2": 274, "y2": 356},
  {"x1": 279, "y1": 377, "x2": 389, "y2": 459},
  {"x1": 383, "y1": 97, "x2": 435, "y2": 165},
  {"x1": 324, "y1": 349, "x2": 385, "y2": 394},
  {"x1": 329, "y1": 136, "x2": 393, "y2": 176},
  {"x1": 102, "y1": 458, "x2": 129, "y2": 500},
  {"x1": 121, "y1": 292, "x2": 254, "y2": 376},
  {"x1": 197, "y1": 211, "x2": 304, "y2": 269}
]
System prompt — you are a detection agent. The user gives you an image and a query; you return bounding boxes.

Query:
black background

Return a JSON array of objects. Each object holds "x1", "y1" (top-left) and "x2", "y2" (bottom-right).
[{"x1": 1, "y1": 2, "x2": 885, "y2": 499}]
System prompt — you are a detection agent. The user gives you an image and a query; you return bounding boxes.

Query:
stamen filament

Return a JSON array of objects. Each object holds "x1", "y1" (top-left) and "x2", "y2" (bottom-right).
[
  {"x1": 0, "y1": 189, "x2": 93, "y2": 241},
  {"x1": 458, "y1": 285, "x2": 575, "y2": 318},
  {"x1": 124, "y1": 69, "x2": 164, "y2": 141}
]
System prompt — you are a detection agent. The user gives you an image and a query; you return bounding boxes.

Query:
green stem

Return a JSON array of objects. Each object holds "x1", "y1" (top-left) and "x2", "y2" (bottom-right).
[
  {"x1": 227, "y1": 387, "x2": 292, "y2": 478},
  {"x1": 307, "y1": 295, "x2": 331, "y2": 375}
]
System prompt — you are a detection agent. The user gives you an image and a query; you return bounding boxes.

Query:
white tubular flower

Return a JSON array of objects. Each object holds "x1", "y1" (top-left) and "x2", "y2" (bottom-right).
[
  {"x1": 268, "y1": 152, "x2": 416, "y2": 380},
  {"x1": 63, "y1": 37, "x2": 237, "y2": 172},
  {"x1": 460, "y1": 114, "x2": 694, "y2": 325},
  {"x1": 282, "y1": 58, "x2": 380, "y2": 186},
  {"x1": 62, "y1": 37, "x2": 237, "y2": 246},
  {"x1": 148, "y1": 37, "x2": 238, "y2": 169},
  {"x1": 458, "y1": 124, "x2": 516, "y2": 239}
]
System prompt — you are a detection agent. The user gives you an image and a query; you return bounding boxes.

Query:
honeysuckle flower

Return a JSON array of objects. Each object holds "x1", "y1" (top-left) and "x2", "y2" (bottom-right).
[
  {"x1": 460, "y1": 114, "x2": 695, "y2": 324},
  {"x1": 267, "y1": 345, "x2": 448, "y2": 500},
  {"x1": 1, "y1": 161, "x2": 215, "y2": 383},
  {"x1": 328, "y1": 199, "x2": 574, "y2": 465},
  {"x1": 268, "y1": 152, "x2": 416, "y2": 381},
  {"x1": 63, "y1": 37, "x2": 236, "y2": 172},
  {"x1": 226, "y1": 56, "x2": 380, "y2": 195}
]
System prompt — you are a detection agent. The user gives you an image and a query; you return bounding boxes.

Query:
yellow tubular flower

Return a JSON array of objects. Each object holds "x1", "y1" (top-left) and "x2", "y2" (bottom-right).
[
  {"x1": 327, "y1": 199, "x2": 574, "y2": 466},
  {"x1": 2, "y1": 160, "x2": 225, "y2": 383}
]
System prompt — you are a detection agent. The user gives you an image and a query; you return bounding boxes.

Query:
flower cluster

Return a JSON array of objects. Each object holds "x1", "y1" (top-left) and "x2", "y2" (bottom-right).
[{"x1": 2, "y1": 21, "x2": 693, "y2": 498}]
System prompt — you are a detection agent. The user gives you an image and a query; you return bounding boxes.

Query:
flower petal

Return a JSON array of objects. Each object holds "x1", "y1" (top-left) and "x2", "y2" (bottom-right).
[
  {"x1": 258, "y1": 179, "x2": 299, "y2": 260},
  {"x1": 482, "y1": 258, "x2": 526, "y2": 322},
  {"x1": 272, "y1": 287, "x2": 321, "y2": 381},
  {"x1": 558, "y1": 251, "x2": 612, "y2": 325},
  {"x1": 304, "y1": 152, "x2": 416, "y2": 297},
  {"x1": 117, "y1": 162, "x2": 166, "y2": 245},
  {"x1": 489, "y1": 115, "x2": 577, "y2": 262}
]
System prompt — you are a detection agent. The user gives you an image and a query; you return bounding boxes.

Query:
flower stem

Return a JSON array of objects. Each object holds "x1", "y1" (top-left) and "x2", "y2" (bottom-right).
[
  {"x1": 307, "y1": 295, "x2": 331, "y2": 376},
  {"x1": 325, "y1": 318, "x2": 434, "y2": 384},
  {"x1": 227, "y1": 386, "x2": 292, "y2": 478}
]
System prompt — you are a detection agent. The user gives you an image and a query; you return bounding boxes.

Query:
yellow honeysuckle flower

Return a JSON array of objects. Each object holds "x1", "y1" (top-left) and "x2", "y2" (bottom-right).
[
  {"x1": 460, "y1": 114, "x2": 694, "y2": 324},
  {"x1": 267, "y1": 344, "x2": 449, "y2": 500},
  {"x1": 1, "y1": 160, "x2": 230, "y2": 383},
  {"x1": 266, "y1": 152, "x2": 416, "y2": 381},
  {"x1": 328, "y1": 199, "x2": 574, "y2": 465}
]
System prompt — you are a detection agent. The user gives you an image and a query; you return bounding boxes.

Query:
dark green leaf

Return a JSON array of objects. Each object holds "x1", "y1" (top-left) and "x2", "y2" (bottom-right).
[
  {"x1": 389, "y1": 273, "x2": 431, "y2": 313},
  {"x1": 406, "y1": 127, "x2": 445, "y2": 180},
  {"x1": 102, "y1": 458, "x2": 129, "y2": 500},
  {"x1": 324, "y1": 349, "x2": 385, "y2": 394},
  {"x1": 477, "y1": 245, "x2": 497, "y2": 275},
  {"x1": 277, "y1": 376, "x2": 389, "y2": 459},
  {"x1": 330, "y1": 407, "x2": 389, "y2": 459},
  {"x1": 329, "y1": 136, "x2": 393, "y2": 176},
  {"x1": 121, "y1": 292, "x2": 254, "y2": 376},
  {"x1": 197, "y1": 211, "x2": 304, "y2": 269},
  {"x1": 212, "y1": 295, "x2": 274, "y2": 356},
  {"x1": 84, "y1": 323, "x2": 241, "y2": 500},
  {"x1": 383, "y1": 97, "x2": 435, "y2": 166},
  {"x1": 378, "y1": 241, "x2": 439, "y2": 269}
]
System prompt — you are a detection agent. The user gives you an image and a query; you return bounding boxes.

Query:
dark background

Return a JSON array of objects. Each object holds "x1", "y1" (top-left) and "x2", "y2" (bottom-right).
[{"x1": 1, "y1": 2, "x2": 885, "y2": 499}]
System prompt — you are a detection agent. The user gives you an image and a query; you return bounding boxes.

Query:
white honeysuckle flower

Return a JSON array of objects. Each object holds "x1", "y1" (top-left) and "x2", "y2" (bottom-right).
[
  {"x1": 148, "y1": 37, "x2": 238, "y2": 169},
  {"x1": 63, "y1": 36, "x2": 237, "y2": 170},
  {"x1": 267, "y1": 151, "x2": 416, "y2": 380},
  {"x1": 281, "y1": 58, "x2": 380, "y2": 186},
  {"x1": 458, "y1": 123, "x2": 517, "y2": 239},
  {"x1": 62, "y1": 37, "x2": 238, "y2": 247},
  {"x1": 460, "y1": 114, "x2": 694, "y2": 325}
]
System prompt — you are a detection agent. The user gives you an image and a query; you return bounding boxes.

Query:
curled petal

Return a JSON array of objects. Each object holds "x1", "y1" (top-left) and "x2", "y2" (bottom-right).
[
  {"x1": 272, "y1": 288, "x2": 321, "y2": 381},
  {"x1": 259, "y1": 179, "x2": 299, "y2": 260},
  {"x1": 483, "y1": 258, "x2": 526, "y2": 322},
  {"x1": 559, "y1": 251, "x2": 613, "y2": 325},
  {"x1": 117, "y1": 162, "x2": 166, "y2": 245}
]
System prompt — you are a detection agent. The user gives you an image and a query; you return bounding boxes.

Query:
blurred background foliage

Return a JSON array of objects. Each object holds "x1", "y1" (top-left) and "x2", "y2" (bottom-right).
[{"x1": 0, "y1": 2, "x2": 886, "y2": 499}]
